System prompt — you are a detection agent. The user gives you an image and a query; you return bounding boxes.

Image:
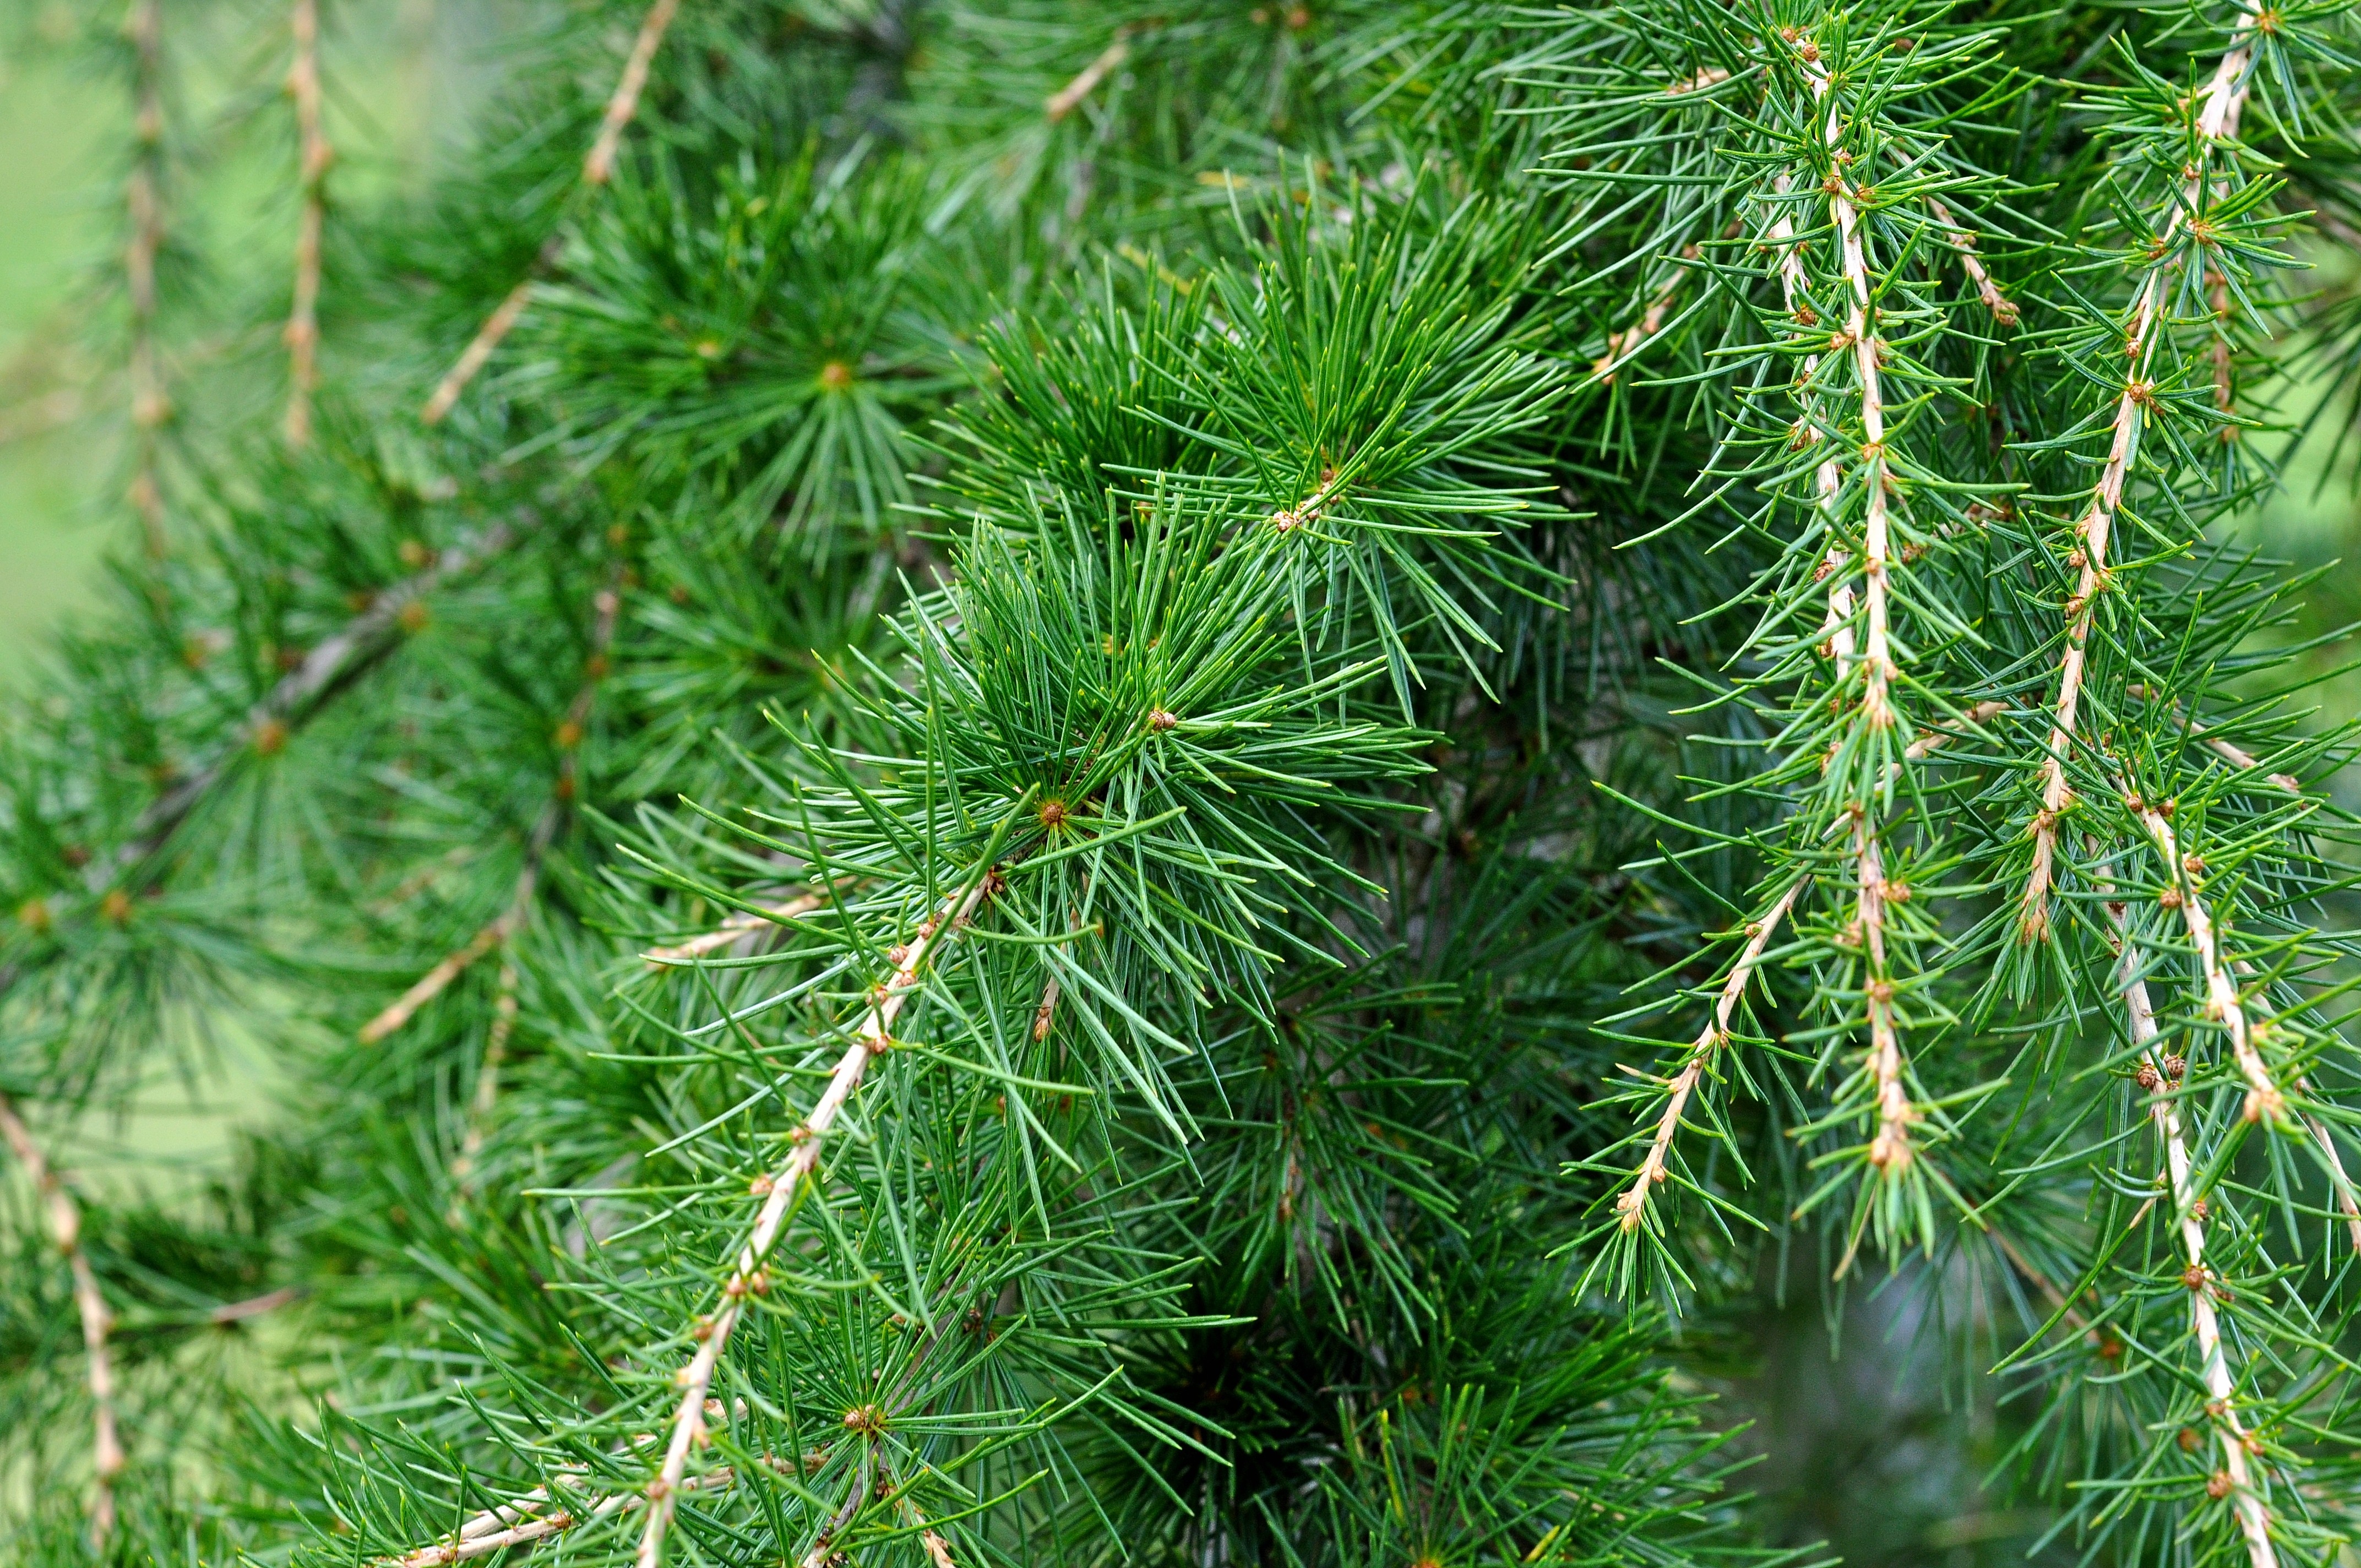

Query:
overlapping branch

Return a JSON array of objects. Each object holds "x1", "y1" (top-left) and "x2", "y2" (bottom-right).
[
  {"x1": 2110, "y1": 916, "x2": 2279, "y2": 1568},
  {"x1": 2019, "y1": 28, "x2": 2258, "y2": 941},
  {"x1": 0, "y1": 1096, "x2": 123, "y2": 1544},
  {"x1": 124, "y1": 0, "x2": 169, "y2": 556},
  {"x1": 636, "y1": 874, "x2": 992, "y2": 1568},
  {"x1": 1613, "y1": 879, "x2": 1805, "y2": 1233},
  {"x1": 421, "y1": 0, "x2": 684, "y2": 426},
  {"x1": 2127, "y1": 791, "x2": 2283, "y2": 1126},
  {"x1": 113, "y1": 519, "x2": 523, "y2": 886},
  {"x1": 282, "y1": 0, "x2": 333, "y2": 447}
]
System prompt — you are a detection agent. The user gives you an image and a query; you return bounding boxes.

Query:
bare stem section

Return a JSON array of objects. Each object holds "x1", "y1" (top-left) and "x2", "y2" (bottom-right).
[
  {"x1": 1046, "y1": 28, "x2": 1131, "y2": 121},
  {"x1": 645, "y1": 893, "x2": 828, "y2": 966},
  {"x1": 2112, "y1": 928, "x2": 2279, "y2": 1568},
  {"x1": 2129, "y1": 793, "x2": 2284, "y2": 1126},
  {"x1": 2019, "y1": 32, "x2": 2256, "y2": 941},
  {"x1": 586, "y1": 0, "x2": 682, "y2": 184},
  {"x1": 1613, "y1": 879, "x2": 1805, "y2": 1233},
  {"x1": 0, "y1": 1096, "x2": 123, "y2": 1544},
  {"x1": 1794, "y1": 34, "x2": 1912, "y2": 1170},
  {"x1": 125, "y1": 0, "x2": 168, "y2": 556},
  {"x1": 1924, "y1": 197, "x2": 2017, "y2": 324},
  {"x1": 423, "y1": 0, "x2": 683, "y2": 425},
  {"x1": 635, "y1": 877, "x2": 991, "y2": 1568},
  {"x1": 283, "y1": 0, "x2": 333, "y2": 447}
]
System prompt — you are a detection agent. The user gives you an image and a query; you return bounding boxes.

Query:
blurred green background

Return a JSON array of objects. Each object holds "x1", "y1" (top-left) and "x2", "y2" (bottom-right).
[{"x1": 0, "y1": 7, "x2": 2354, "y2": 1565}]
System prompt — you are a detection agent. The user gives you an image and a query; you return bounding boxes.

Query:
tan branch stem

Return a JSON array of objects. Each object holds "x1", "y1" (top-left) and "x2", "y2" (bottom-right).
[
  {"x1": 423, "y1": 0, "x2": 679, "y2": 424},
  {"x1": 1615, "y1": 879, "x2": 1806, "y2": 1232},
  {"x1": 1766, "y1": 172, "x2": 1853, "y2": 666},
  {"x1": 0, "y1": 1095, "x2": 123, "y2": 1543},
  {"x1": 112, "y1": 518, "x2": 521, "y2": 885},
  {"x1": 2021, "y1": 30, "x2": 2255, "y2": 941},
  {"x1": 584, "y1": 0, "x2": 682, "y2": 186},
  {"x1": 283, "y1": 0, "x2": 332, "y2": 447},
  {"x1": 2108, "y1": 908, "x2": 2278, "y2": 1568},
  {"x1": 1046, "y1": 29, "x2": 1131, "y2": 122},
  {"x1": 124, "y1": 0, "x2": 168, "y2": 556},
  {"x1": 2127, "y1": 794, "x2": 2283, "y2": 1126},
  {"x1": 1924, "y1": 197, "x2": 2017, "y2": 324},
  {"x1": 635, "y1": 878, "x2": 990, "y2": 1568},
  {"x1": 644, "y1": 894, "x2": 826, "y2": 966}
]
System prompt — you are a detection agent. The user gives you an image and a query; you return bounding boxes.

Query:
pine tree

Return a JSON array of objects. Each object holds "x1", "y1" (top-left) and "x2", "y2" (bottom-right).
[{"x1": 1, "y1": 1, "x2": 2358, "y2": 1565}]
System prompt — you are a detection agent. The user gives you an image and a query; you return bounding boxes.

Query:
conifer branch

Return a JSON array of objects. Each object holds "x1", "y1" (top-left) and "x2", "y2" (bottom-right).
[
  {"x1": 584, "y1": 0, "x2": 683, "y2": 187},
  {"x1": 2019, "y1": 25, "x2": 2258, "y2": 941},
  {"x1": 115, "y1": 518, "x2": 523, "y2": 884},
  {"x1": 1591, "y1": 273, "x2": 1683, "y2": 386},
  {"x1": 1924, "y1": 197, "x2": 2018, "y2": 325},
  {"x1": 1766, "y1": 172, "x2": 1852, "y2": 663},
  {"x1": 1794, "y1": 31, "x2": 1912, "y2": 1174},
  {"x1": 2112, "y1": 925, "x2": 2280, "y2": 1568},
  {"x1": 420, "y1": 238, "x2": 564, "y2": 428},
  {"x1": 0, "y1": 1094, "x2": 123, "y2": 1545},
  {"x1": 357, "y1": 918, "x2": 512, "y2": 1046},
  {"x1": 2126, "y1": 788, "x2": 2286, "y2": 1127},
  {"x1": 282, "y1": 0, "x2": 332, "y2": 448},
  {"x1": 423, "y1": 0, "x2": 682, "y2": 425},
  {"x1": 123, "y1": 0, "x2": 168, "y2": 557},
  {"x1": 2124, "y1": 685, "x2": 2304, "y2": 792},
  {"x1": 383, "y1": 1465, "x2": 739, "y2": 1568},
  {"x1": 644, "y1": 894, "x2": 827, "y2": 966},
  {"x1": 1613, "y1": 878, "x2": 1805, "y2": 1233},
  {"x1": 1045, "y1": 28, "x2": 1131, "y2": 122},
  {"x1": 449, "y1": 958, "x2": 519, "y2": 1202},
  {"x1": 637, "y1": 873, "x2": 994, "y2": 1568}
]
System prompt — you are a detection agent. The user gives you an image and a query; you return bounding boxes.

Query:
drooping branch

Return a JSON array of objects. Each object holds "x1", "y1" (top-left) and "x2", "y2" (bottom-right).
[
  {"x1": 1924, "y1": 197, "x2": 2018, "y2": 325},
  {"x1": 584, "y1": 0, "x2": 683, "y2": 186},
  {"x1": 2108, "y1": 911, "x2": 2280, "y2": 1568},
  {"x1": 1765, "y1": 170, "x2": 1853, "y2": 665},
  {"x1": 636, "y1": 874, "x2": 993, "y2": 1568},
  {"x1": 1613, "y1": 878, "x2": 1805, "y2": 1233},
  {"x1": 644, "y1": 893, "x2": 825, "y2": 966},
  {"x1": 1045, "y1": 27, "x2": 1132, "y2": 122},
  {"x1": 421, "y1": 0, "x2": 684, "y2": 426},
  {"x1": 124, "y1": 0, "x2": 169, "y2": 557},
  {"x1": 2128, "y1": 790, "x2": 2284, "y2": 1127},
  {"x1": 2019, "y1": 28, "x2": 2257, "y2": 941},
  {"x1": 0, "y1": 1095, "x2": 123, "y2": 1544},
  {"x1": 383, "y1": 1462, "x2": 737, "y2": 1568},
  {"x1": 111, "y1": 518, "x2": 524, "y2": 886},
  {"x1": 1791, "y1": 33, "x2": 1914, "y2": 1173},
  {"x1": 282, "y1": 0, "x2": 333, "y2": 447}
]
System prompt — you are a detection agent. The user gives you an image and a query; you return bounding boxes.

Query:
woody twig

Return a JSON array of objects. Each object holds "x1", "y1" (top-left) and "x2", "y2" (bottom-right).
[
  {"x1": 283, "y1": 0, "x2": 333, "y2": 448},
  {"x1": 0, "y1": 1095, "x2": 124, "y2": 1544},
  {"x1": 124, "y1": 0, "x2": 169, "y2": 556},
  {"x1": 421, "y1": 0, "x2": 684, "y2": 426}
]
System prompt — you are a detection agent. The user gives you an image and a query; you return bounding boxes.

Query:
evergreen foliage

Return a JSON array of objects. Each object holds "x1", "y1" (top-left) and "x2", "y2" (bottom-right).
[{"x1": 1, "y1": 1, "x2": 2359, "y2": 1565}]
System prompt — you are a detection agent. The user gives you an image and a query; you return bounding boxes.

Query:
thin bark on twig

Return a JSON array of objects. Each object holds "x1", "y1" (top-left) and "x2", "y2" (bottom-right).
[
  {"x1": 125, "y1": 0, "x2": 169, "y2": 557},
  {"x1": 636, "y1": 876, "x2": 992, "y2": 1568},
  {"x1": 2126, "y1": 791, "x2": 2285, "y2": 1127},
  {"x1": 283, "y1": 0, "x2": 333, "y2": 447},
  {"x1": 1924, "y1": 197, "x2": 2017, "y2": 324},
  {"x1": 0, "y1": 1095, "x2": 124, "y2": 1544},
  {"x1": 2106, "y1": 906, "x2": 2280, "y2": 1568},
  {"x1": 1045, "y1": 28, "x2": 1131, "y2": 122},
  {"x1": 108, "y1": 518, "x2": 524, "y2": 890},
  {"x1": 2020, "y1": 28, "x2": 2256, "y2": 941},
  {"x1": 1790, "y1": 35, "x2": 1912, "y2": 1170},
  {"x1": 422, "y1": 0, "x2": 683, "y2": 425},
  {"x1": 1614, "y1": 879, "x2": 1805, "y2": 1233},
  {"x1": 643, "y1": 893, "x2": 825, "y2": 966}
]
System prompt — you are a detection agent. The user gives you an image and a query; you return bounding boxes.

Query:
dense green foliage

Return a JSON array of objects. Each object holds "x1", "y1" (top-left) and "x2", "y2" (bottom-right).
[{"x1": 2, "y1": 2, "x2": 2360, "y2": 1566}]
